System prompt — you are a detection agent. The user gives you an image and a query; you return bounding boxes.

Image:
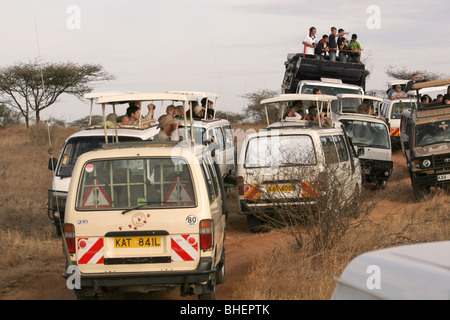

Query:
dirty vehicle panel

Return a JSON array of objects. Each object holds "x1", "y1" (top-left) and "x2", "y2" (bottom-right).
[
  {"x1": 399, "y1": 79, "x2": 450, "y2": 200},
  {"x1": 63, "y1": 143, "x2": 229, "y2": 299}
]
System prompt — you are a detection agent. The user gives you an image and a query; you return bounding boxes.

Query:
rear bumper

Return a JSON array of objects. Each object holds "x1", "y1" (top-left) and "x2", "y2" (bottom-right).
[
  {"x1": 360, "y1": 159, "x2": 393, "y2": 181},
  {"x1": 240, "y1": 198, "x2": 317, "y2": 214},
  {"x1": 63, "y1": 257, "x2": 215, "y2": 288}
]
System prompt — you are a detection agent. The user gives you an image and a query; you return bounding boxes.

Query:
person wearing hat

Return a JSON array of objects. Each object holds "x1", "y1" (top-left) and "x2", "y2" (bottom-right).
[
  {"x1": 154, "y1": 114, "x2": 180, "y2": 141},
  {"x1": 193, "y1": 105, "x2": 206, "y2": 120},
  {"x1": 391, "y1": 85, "x2": 407, "y2": 100}
]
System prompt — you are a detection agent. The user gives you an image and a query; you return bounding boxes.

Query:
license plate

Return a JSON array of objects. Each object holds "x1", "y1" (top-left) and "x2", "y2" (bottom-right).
[
  {"x1": 114, "y1": 236, "x2": 161, "y2": 248},
  {"x1": 267, "y1": 184, "x2": 295, "y2": 192},
  {"x1": 437, "y1": 174, "x2": 450, "y2": 182}
]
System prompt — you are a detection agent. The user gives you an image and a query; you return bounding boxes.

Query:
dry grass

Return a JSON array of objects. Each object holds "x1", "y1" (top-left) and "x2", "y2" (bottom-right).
[
  {"x1": 231, "y1": 190, "x2": 450, "y2": 300},
  {"x1": 0, "y1": 125, "x2": 78, "y2": 297},
  {"x1": 0, "y1": 124, "x2": 449, "y2": 300}
]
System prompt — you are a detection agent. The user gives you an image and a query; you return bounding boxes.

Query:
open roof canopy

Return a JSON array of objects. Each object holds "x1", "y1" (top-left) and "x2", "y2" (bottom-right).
[{"x1": 261, "y1": 93, "x2": 337, "y2": 105}]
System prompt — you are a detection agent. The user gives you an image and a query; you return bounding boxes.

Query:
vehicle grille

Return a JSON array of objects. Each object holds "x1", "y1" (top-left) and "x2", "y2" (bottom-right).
[{"x1": 434, "y1": 154, "x2": 450, "y2": 168}]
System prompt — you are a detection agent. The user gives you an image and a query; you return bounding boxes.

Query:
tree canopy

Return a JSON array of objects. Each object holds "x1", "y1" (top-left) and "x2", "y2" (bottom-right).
[{"x1": 0, "y1": 59, "x2": 115, "y2": 127}]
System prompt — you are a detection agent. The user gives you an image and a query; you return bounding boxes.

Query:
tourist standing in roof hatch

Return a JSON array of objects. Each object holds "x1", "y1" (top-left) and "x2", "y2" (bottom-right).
[{"x1": 302, "y1": 27, "x2": 318, "y2": 59}]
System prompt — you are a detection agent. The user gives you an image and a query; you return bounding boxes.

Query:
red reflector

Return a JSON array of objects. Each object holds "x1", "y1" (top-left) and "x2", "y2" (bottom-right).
[
  {"x1": 199, "y1": 219, "x2": 213, "y2": 250},
  {"x1": 64, "y1": 223, "x2": 76, "y2": 253},
  {"x1": 238, "y1": 176, "x2": 244, "y2": 195}
]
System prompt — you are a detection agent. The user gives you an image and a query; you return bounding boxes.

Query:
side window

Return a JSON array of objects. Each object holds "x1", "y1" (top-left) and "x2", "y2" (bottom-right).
[
  {"x1": 223, "y1": 125, "x2": 235, "y2": 149},
  {"x1": 320, "y1": 136, "x2": 339, "y2": 165},
  {"x1": 400, "y1": 115, "x2": 407, "y2": 133},
  {"x1": 334, "y1": 135, "x2": 349, "y2": 162},
  {"x1": 200, "y1": 158, "x2": 215, "y2": 204},
  {"x1": 205, "y1": 155, "x2": 220, "y2": 199},
  {"x1": 213, "y1": 127, "x2": 225, "y2": 151},
  {"x1": 381, "y1": 102, "x2": 388, "y2": 118}
]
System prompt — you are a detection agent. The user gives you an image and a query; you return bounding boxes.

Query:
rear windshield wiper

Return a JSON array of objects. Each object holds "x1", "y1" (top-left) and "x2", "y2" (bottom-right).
[{"x1": 122, "y1": 202, "x2": 154, "y2": 214}]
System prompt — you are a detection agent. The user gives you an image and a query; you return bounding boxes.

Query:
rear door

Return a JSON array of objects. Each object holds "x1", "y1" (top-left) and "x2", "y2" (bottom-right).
[{"x1": 243, "y1": 133, "x2": 318, "y2": 203}]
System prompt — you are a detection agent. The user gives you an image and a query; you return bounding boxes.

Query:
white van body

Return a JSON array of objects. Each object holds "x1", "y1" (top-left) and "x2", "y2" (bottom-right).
[
  {"x1": 180, "y1": 118, "x2": 236, "y2": 177},
  {"x1": 297, "y1": 79, "x2": 364, "y2": 114},
  {"x1": 62, "y1": 141, "x2": 233, "y2": 299},
  {"x1": 332, "y1": 241, "x2": 450, "y2": 300},
  {"x1": 381, "y1": 97, "x2": 417, "y2": 146},
  {"x1": 236, "y1": 94, "x2": 362, "y2": 230},
  {"x1": 237, "y1": 125, "x2": 362, "y2": 219},
  {"x1": 336, "y1": 94, "x2": 393, "y2": 188}
]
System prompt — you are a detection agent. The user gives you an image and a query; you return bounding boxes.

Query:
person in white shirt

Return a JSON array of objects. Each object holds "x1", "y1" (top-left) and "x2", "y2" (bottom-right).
[
  {"x1": 284, "y1": 106, "x2": 303, "y2": 120},
  {"x1": 302, "y1": 27, "x2": 318, "y2": 59}
]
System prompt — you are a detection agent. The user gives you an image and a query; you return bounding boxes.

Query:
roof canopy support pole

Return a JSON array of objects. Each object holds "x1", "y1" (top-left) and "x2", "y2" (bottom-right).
[
  {"x1": 113, "y1": 104, "x2": 119, "y2": 143},
  {"x1": 102, "y1": 104, "x2": 108, "y2": 144}
]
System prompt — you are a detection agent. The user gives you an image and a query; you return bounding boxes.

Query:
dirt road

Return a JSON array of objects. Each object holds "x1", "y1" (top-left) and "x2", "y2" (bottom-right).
[{"x1": 3, "y1": 151, "x2": 415, "y2": 300}]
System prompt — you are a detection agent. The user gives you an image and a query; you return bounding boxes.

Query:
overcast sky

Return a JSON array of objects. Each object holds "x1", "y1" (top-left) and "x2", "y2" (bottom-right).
[{"x1": 1, "y1": 0, "x2": 449, "y2": 122}]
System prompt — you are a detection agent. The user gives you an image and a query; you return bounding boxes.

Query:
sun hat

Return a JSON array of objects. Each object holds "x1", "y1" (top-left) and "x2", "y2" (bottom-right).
[{"x1": 157, "y1": 114, "x2": 176, "y2": 128}]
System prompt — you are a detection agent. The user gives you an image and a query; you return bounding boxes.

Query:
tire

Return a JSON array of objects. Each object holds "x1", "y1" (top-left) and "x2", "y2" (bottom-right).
[
  {"x1": 350, "y1": 185, "x2": 362, "y2": 218},
  {"x1": 215, "y1": 251, "x2": 226, "y2": 285},
  {"x1": 412, "y1": 183, "x2": 430, "y2": 201},
  {"x1": 198, "y1": 282, "x2": 216, "y2": 300},
  {"x1": 376, "y1": 179, "x2": 387, "y2": 190}
]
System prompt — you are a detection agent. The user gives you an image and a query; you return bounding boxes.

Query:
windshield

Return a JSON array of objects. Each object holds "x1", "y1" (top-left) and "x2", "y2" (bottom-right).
[
  {"x1": 340, "y1": 119, "x2": 390, "y2": 149},
  {"x1": 415, "y1": 120, "x2": 450, "y2": 147},
  {"x1": 57, "y1": 136, "x2": 142, "y2": 177},
  {"x1": 391, "y1": 101, "x2": 415, "y2": 119},
  {"x1": 300, "y1": 84, "x2": 363, "y2": 112},
  {"x1": 245, "y1": 135, "x2": 316, "y2": 168},
  {"x1": 76, "y1": 157, "x2": 195, "y2": 210}
]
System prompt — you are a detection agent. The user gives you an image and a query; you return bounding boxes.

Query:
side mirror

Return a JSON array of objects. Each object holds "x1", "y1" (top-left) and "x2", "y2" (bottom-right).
[
  {"x1": 48, "y1": 158, "x2": 58, "y2": 171},
  {"x1": 223, "y1": 173, "x2": 238, "y2": 187},
  {"x1": 357, "y1": 147, "x2": 365, "y2": 157}
]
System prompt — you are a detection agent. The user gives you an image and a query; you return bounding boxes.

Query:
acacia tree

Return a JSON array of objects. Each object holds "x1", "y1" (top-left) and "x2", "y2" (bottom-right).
[
  {"x1": 0, "y1": 59, "x2": 115, "y2": 127},
  {"x1": 241, "y1": 89, "x2": 279, "y2": 123},
  {"x1": 386, "y1": 65, "x2": 446, "y2": 81}
]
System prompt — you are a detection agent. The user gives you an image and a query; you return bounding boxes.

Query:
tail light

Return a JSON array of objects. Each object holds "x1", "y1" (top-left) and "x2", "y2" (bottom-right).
[
  {"x1": 199, "y1": 219, "x2": 213, "y2": 250},
  {"x1": 64, "y1": 223, "x2": 76, "y2": 253},
  {"x1": 237, "y1": 176, "x2": 244, "y2": 195}
]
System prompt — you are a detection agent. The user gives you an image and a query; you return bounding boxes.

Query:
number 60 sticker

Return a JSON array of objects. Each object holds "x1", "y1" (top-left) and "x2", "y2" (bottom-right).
[{"x1": 186, "y1": 215, "x2": 198, "y2": 227}]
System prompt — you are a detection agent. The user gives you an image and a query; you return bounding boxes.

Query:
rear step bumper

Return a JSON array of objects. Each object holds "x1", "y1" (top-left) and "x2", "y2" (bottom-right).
[{"x1": 63, "y1": 257, "x2": 214, "y2": 287}]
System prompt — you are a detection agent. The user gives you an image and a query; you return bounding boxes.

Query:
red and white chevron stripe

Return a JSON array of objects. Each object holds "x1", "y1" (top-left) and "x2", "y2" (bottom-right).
[
  {"x1": 171, "y1": 235, "x2": 199, "y2": 262},
  {"x1": 77, "y1": 238, "x2": 104, "y2": 265}
]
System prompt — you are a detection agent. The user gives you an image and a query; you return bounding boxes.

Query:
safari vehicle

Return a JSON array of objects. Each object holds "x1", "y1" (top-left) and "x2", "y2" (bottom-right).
[
  {"x1": 168, "y1": 91, "x2": 236, "y2": 178},
  {"x1": 48, "y1": 92, "x2": 160, "y2": 234},
  {"x1": 282, "y1": 53, "x2": 366, "y2": 94},
  {"x1": 236, "y1": 94, "x2": 362, "y2": 230},
  {"x1": 62, "y1": 138, "x2": 236, "y2": 300},
  {"x1": 332, "y1": 241, "x2": 450, "y2": 300},
  {"x1": 381, "y1": 96, "x2": 416, "y2": 148},
  {"x1": 336, "y1": 94, "x2": 393, "y2": 188},
  {"x1": 48, "y1": 91, "x2": 236, "y2": 234},
  {"x1": 399, "y1": 79, "x2": 450, "y2": 200}
]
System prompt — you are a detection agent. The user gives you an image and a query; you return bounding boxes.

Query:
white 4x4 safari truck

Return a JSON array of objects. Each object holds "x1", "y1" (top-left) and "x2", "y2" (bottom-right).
[
  {"x1": 336, "y1": 94, "x2": 393, "y2": 189},
  {"x1": 400, "y1": 79, "x2": 450, "y2": 200}
]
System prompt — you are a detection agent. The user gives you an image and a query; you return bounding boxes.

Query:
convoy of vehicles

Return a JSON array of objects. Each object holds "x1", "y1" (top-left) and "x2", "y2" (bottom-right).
[
  {"x1": 336, "y1": 94, "x2": 393, "y2": 188},
  {"x1": 399, "y1": 79, "x2": 450, "y2": 200},
  {"x1": 41, "y1": 46, "x2": 447, "y2": 300}
]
